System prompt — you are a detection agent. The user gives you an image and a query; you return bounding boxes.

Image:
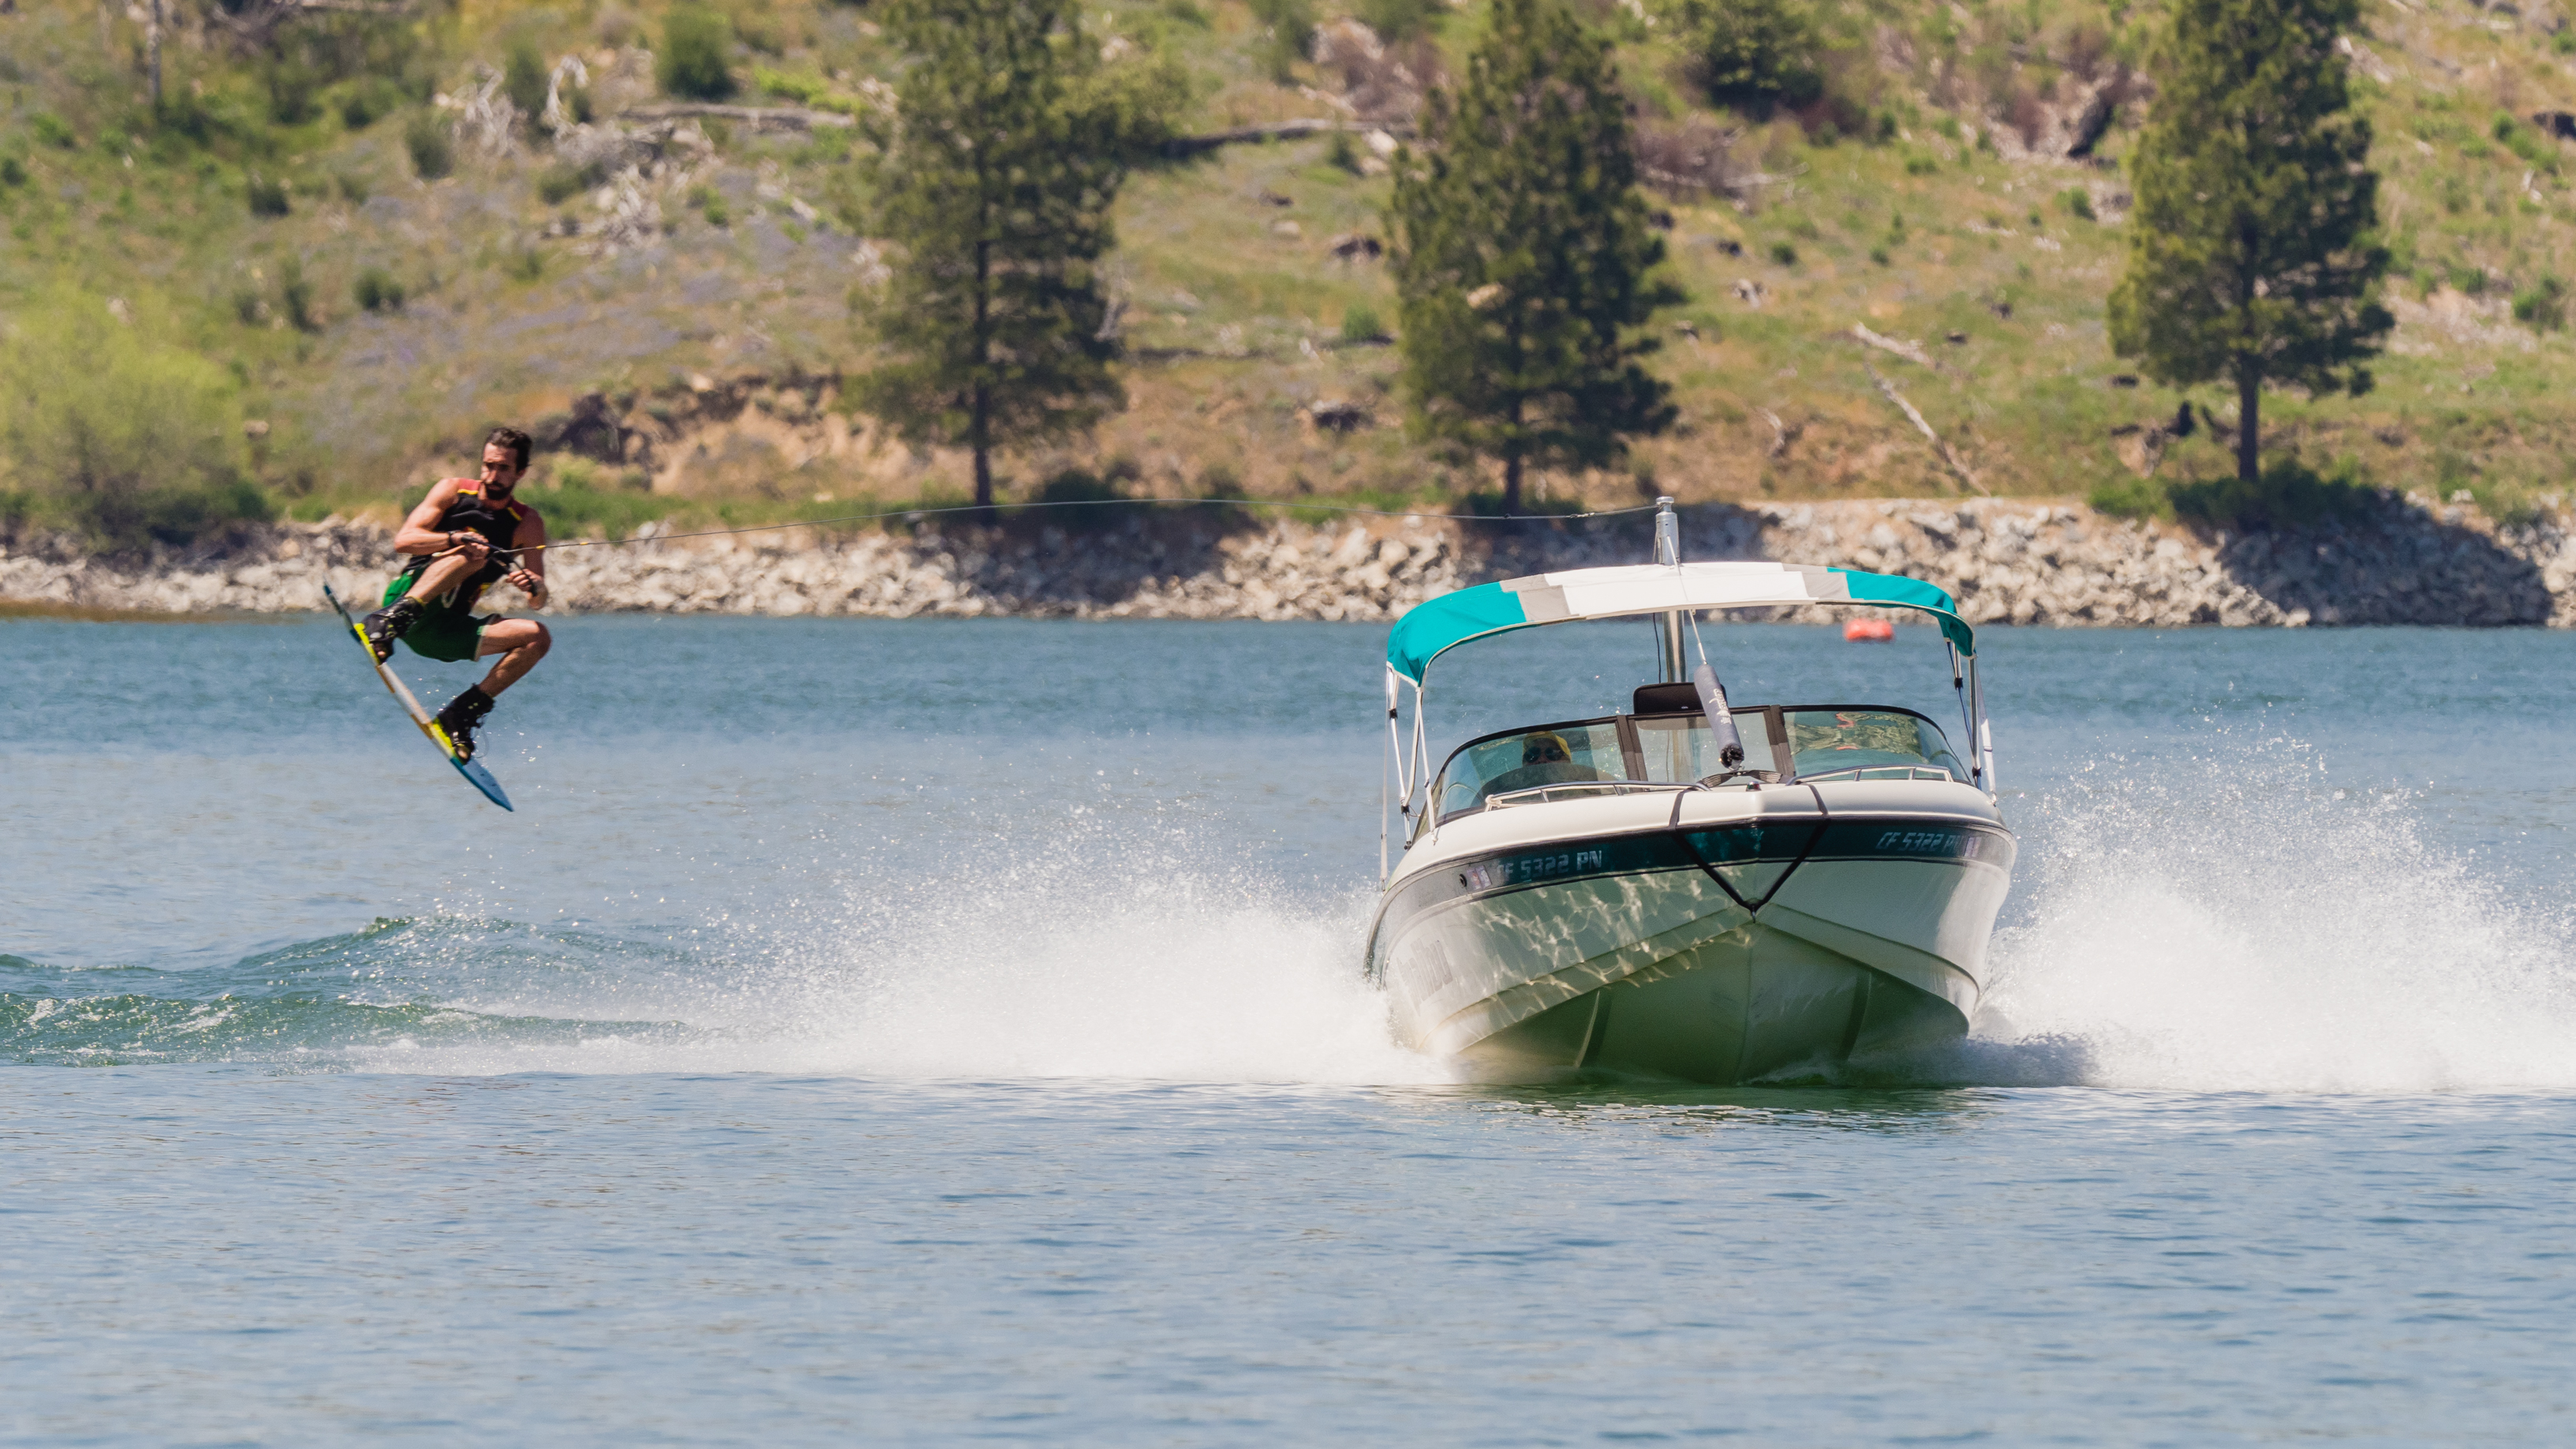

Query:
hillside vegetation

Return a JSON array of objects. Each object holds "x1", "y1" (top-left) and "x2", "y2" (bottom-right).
[{"x1": 6, "y1": 0, "x2": 2576, "y2": 546}]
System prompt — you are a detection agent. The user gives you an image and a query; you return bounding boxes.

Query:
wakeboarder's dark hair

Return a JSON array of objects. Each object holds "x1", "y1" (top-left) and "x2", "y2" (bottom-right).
[{"x1": 485, "y1": 425, "x2": 533, "y2": 470}]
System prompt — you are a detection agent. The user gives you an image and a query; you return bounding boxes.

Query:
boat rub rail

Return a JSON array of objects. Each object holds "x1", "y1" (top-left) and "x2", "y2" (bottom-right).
[{"x1": 1364, "y1": 814, "x2": 2016, "y2": 980}]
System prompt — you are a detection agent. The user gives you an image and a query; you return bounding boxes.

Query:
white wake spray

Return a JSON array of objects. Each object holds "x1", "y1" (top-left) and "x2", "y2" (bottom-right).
[
  {"x1": 342, "y1": 741, "x2": 2576, "y2": 1091},
  {"x1": 770, "y1": 822, "x2": 1443, "y2": 1083},
  {"x1": 1959, "y1": 742, "x2": 2576, "y2": 1092},
  {"x1": 353, "y1": 814, "x2": 1444, "y2": 1083}
]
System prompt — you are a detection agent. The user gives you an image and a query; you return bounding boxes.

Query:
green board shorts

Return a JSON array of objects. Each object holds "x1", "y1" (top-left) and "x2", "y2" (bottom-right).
[{"x1": 379, "y1": 574, "x2": 489, "y2": 663}]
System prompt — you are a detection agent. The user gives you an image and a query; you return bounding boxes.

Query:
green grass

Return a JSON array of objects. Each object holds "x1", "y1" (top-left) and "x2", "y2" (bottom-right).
[{"x1": 13, "y1": 0, "x2": 2576, "y2": 543}]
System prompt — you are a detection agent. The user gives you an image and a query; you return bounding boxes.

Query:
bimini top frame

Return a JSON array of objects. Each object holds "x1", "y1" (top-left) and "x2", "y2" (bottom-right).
[{"x1": 1377, "y1": 561, "x2": 1995, "y2": 879}]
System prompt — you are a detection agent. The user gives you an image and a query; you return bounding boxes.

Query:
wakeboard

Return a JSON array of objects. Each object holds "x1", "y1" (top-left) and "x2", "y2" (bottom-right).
[{"x1": 323, "y1": 583, "x2": 514, "y2": 811}]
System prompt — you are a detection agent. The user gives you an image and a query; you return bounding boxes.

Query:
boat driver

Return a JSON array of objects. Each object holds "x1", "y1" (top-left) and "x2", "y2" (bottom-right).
[
  {"x1": 358, "y1": 427, "x2": 552, "y2": 761},
  {"x1": 1524, "y1": 731, "x2": 1579, "y2": 772},
  {"x1": 1484, "y1": 730, "x2": 1616, "y2": 800}
]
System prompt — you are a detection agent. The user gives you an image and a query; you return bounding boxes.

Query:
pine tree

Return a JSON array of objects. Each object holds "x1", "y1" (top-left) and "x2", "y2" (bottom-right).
[
  {"x1": 855, "y1": 0, "x2": 1128, "y2": 519},
  {"x1": 2107, "y1": 0, "x2": 2390, "y2": 487},
  {"x1": 1388, "y1": 0, "x2": 1681, "y2": 513},
  {"x1": 1669, "y1": 0, "x2": 1822, "y2": 118}
]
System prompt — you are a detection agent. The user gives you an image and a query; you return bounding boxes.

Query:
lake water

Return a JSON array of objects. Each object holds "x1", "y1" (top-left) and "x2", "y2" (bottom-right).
[{"x1": 7, "y1": 616, "x2": 2576, "y2": 1444}]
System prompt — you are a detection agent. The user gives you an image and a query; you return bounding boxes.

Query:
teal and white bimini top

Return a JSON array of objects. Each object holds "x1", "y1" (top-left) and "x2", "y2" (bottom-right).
[{"x1": 1385, "y1": 562, "x2": 1976, "y2": 685}]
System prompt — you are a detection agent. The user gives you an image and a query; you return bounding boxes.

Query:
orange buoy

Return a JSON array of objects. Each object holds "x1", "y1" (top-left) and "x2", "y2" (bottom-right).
[{"x1": 1842, "y1": 618, "x2": 1896, "y2": 642}]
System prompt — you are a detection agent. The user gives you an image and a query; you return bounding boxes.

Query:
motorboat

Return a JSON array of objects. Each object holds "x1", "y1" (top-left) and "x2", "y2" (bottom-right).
[{"x1": 1366, "y1": 500, "x2": 2013, "y2": 1083}]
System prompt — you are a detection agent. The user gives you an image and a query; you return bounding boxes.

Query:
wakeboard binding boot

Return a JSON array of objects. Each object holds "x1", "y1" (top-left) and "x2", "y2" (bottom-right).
[
  {"x1": 361, "y1": 596, "x2": 425, "y2": 663},
  {"x1": 433, "y1": 685, "x2": 495, "y2": 761}
]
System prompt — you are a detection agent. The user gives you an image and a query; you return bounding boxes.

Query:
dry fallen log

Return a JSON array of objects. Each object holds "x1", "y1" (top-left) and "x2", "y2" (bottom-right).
[
  {"x1": 1850, "y1": 323, "x2": 1935, "y2": 369},
  {"x1": 619, "y1": 103, "x2": 858, "y2": 131},
  {"x1": 1864, "y1": 363, "x2": 1987, "y2": 496},
  {"x1": 1158, "y1": 119, "x2": 1415, "y2": 156}
]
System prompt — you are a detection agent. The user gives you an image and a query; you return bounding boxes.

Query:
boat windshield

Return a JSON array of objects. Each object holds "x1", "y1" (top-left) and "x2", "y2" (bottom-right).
[
  {"x1": 1433, "y1": 721, "x2": 1627, "y2": 818},
  {"x1": 1428, "y1": 706, "x2": 1965, "y2": 820},
  {"x1": 1785, "y1": 709, "x2": 1966, "y2": 782},
  {"x1": 1632, "y1": 712, "x2": 1780, "y2": 782}
]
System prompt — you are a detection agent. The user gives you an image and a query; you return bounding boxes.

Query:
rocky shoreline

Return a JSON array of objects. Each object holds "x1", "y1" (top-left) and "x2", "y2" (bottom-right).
[{"x1": 5, "y1": 494, "x2": 2571, "y2": 629}]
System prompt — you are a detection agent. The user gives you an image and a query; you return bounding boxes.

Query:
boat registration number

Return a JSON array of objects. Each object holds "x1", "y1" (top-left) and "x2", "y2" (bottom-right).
[
  {"x1": 1868, "y1": 827, "x2": 1992, "y2": 859},
  {"x1": 1459, "y1": 846, "x2": 1610, "y2": 893}
]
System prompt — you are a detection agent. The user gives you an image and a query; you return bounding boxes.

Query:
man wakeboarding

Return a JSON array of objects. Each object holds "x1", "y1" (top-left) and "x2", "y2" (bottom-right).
[{"x1": 359, "y1": 427, "x2": 551, "y2": 760}]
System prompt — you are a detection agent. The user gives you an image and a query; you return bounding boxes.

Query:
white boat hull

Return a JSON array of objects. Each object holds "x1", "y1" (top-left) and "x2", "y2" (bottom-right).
[{"x1": 1367, "y1": 783, "x2": 2013, "y2": 1083}]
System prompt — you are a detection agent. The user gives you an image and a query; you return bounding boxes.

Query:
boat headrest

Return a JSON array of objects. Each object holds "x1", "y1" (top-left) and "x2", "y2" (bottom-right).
[{"x1": 1632, "y1": 682, "x2": 1703, "y2": 715}]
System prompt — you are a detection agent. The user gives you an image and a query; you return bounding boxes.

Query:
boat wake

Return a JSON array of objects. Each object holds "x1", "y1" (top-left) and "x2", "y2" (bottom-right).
[
  {"x1": 10, "y1": 744, "x2": 2575, "y2": 1091},
  {"x1": 1931, "y1": 742, "x2": 2576, "y2": 1092},
  {"x1": 1, "y1": 823, "x2": 1440, "y2": 1084}
]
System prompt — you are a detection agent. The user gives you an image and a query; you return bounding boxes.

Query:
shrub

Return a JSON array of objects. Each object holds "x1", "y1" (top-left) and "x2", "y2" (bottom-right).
[
  {"x1": 353, "y1": 267, "x2": 405, "y2": 312},
  {"x1": 1246, "y1": 0, "x2": 1315, "y2": 84},
  {"x1": 1071, "y1": 48, "x2": 1192, "y2": 163},
  {"x1": 2503, "y1": 124, "x2": 2549, "y2": 166},
  {"x1": 757, "y1": 67, "x2": 831, "y2": 104},
  {"x1": 1340, "y1": 304, "x2": 1385, "y2": 343},
  {"x1": 30, "y1": 113, "x2": 77, "y2": 149},
  {"x1": 2, "y1": 155, "x2": 27, "y2": 188},
  {"x1": 279, "y1": 258, "x2": 318, "y2": 332},
  {"x1": 1868, "y1": 245, "x2": 1890, "y2": 265},
  {"x1": 2514, "y1": 274, "x2": 2566, "y2": 330},
  {"x1": 688, "y1": 184, "x2": 729, "y2": 226},
  {"x1": 659, "y1": 7, "x2": 739, "y2": 100},
  {"x1": 232, "y1": 286, "x2": 264, "y2": 325},
  {"x1": 335, "y1": 172, "x2": 368, "y2": 204},
  {"x1": 1767, "y1": 240, "x2": 1798, "y2": 265},
  {"x1": 0, "y1": 292, "x2": 270, "y2": 551},
  {"x1": 507, "y1": 246, "x2": 546, "y2": 282},
  {"x1": 264, "y1": 60, "x2": 321, "y2": 125},
  {"x1": 1356, "y1": 0, "x2": 1443, "y2": 42},
  {"x1": 505, "y1": 42, "x2": 550, "y2": 121},
  {"x1": 338, "y1": 84, "x2": 386, "y2": 129},
  {"x1": 2061, "y1": 186, "x2": 2095, "y2": 220},
  {"x1": 2087, "y1": 474, "x2": 2172, "y2": 521},
  {"x1": 1673, "y1": 0, "x2": 1820, "y2": 118},
  {"x1": 1903, "y1": 151, "x2": 1938, "y2": 175},
  {"x1": 405, "y1": 114, "x2": 454, "y2": 179},
  {"x1": 537, "y1": 159, "x2": 604, "y2": 205},
  {"x1": 2167, "y1": 457, "x2": 2372, "y2": 531},
  {"x1": 2435, "y1": 446, "x2": 2476, "y2": 494},
  {"x1": 246, "y1": 174, "x2": 291, "y2": 217},
  {"x1": 1324, "y1": 129, "x2": 1363, "y2": 175}
]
